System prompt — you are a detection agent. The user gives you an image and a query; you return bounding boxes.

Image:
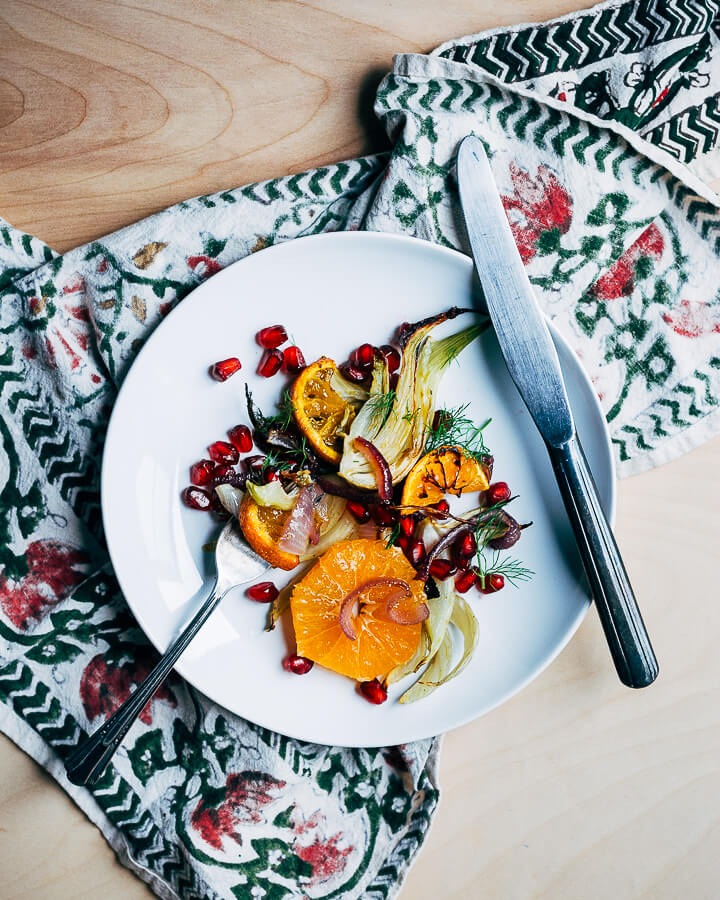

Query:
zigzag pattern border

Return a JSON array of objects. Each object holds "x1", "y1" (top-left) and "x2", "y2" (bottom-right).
[
  {"x1": 376, "y1": 72, "x2": 720, "y2": 259},
  {"x1": 0, "y1": 658, "x2": 213, "y2": 900},
  {"x1": 612, "y1": 358, "x2": 720, "y2": 461},
  {"x1": 642, "y1": 92, "x2": 720, "y2": 163},
  {"x1": 438, "y1": 0, "x2": 718, "y2": 84}
]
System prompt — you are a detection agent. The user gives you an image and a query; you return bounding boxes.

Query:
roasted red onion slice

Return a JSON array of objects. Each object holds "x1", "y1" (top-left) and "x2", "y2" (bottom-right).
[
  {"x1": 316, "y1": 474, "x2": 380, "y2": 505},
  {"x1": 278, "y1": 484, "x2": 323, "y2": 555},
  {"x1": 384, "y1": 588, "x2": 429, "y2": 625},
  {"x1": 352, "y1": 437, "x2": 393, "y2": 502},
  {"x1": 338, "y1": 577, "x2": 426, "y2": 640}
]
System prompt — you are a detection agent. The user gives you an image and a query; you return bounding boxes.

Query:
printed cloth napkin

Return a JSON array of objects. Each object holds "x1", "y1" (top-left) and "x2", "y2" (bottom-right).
[{"x1": 1, "y1": 1, "x2": 719, "y2": 898}]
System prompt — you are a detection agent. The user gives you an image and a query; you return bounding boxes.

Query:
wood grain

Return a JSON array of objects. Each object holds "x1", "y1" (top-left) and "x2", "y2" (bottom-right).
[{"x1": 1, "y1": 1, "x2": 719, "y2": 899}]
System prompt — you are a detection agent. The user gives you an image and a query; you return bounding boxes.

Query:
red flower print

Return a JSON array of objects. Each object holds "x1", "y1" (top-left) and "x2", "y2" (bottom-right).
[
  {"x1": 662, "y1": 299, "x2": 720, "y2": 338},
  {"x1": 187, "y1": 255, "x2": 222, "y2": 278},
  {"x1": 62, "y1": 276, "x2": 86, "y2": 295},
  {"x1": 294, "y1": 832, "x2": 353, "y2": 885},
  {"x1": 0, "y1": 540, "x2": 89, "y2": 630},
  {"x1": 500, "y1": 163, "x2": 573, "y2": 262},
  {"x1": 291, "y1": 809, "x2": 353, "y2": 885},
  {"x1": 80, "y1": 650, "x2": 177, "y2": 725},
  {"x1": 191, "y1": 772, "x2": 286, "y2": 850},
  {"x1": 590, "y1": 223, "x2": 664, "y2": 300}
]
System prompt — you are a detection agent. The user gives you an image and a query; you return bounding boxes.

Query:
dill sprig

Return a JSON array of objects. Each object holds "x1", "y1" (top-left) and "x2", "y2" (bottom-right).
[
  {"x1": 265, "y1": 389, "x2": 296, "y2": 431},
  {"x1": 384, "y1": 521, "x2": 402, "y2": 549},
  {"x1": 474, "y1": 551, "x2": 534, "y2": 589},
  {"x1": 473, "y1": 501, "x2": 534, "y2": 589},
  {"x1": 366, "y1": 390, "x2": 396, "y2": 424},
  {"x1": 424, "y1": 403, "x2": 491, "y2": 461}
]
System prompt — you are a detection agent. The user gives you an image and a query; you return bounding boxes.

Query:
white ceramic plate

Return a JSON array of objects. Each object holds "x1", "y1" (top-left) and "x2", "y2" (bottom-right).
[{"x1": 103, "y1": 232, "x2": 614, "y2": 747}]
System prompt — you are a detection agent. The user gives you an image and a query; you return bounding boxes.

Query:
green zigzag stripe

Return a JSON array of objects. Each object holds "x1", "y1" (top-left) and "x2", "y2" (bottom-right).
[
  {"x1": 613, "y1": 362, "x2": 720, "y2": 460},
  {"x1": 439, "y1": 0, "x2": 718, "y2": 84},
  {"x1": 238, "y1": 157, "x2": 383, "y2": 207},
  {"x1": 642, "y1": 93, "x2": 720, "y2": 163},
  {"x1": 379, "y1": 72, "x2": 720, "y2": 259},
  {"x1": 0, "y1": 659, "x2": 209, "y2": 899}
]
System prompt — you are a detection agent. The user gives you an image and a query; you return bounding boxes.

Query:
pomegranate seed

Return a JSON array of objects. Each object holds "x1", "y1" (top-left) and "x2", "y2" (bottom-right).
[
  {"x1": 429, "y1": 558, "x2": 456, "y2": 580},
  {"x1": 379, "y1": 344, "x2": 401, "y2": 373},
  {"x1": 487, "y1": 482, "x2": 511, "y2": 504},
  {"x1": 359, "y1": 679, "x2": 387, "y2": 704},
  {"x1": 455, "y1": 570, "x2": 477, "y2": 593},
  {"x1": 347, "y1": 501, "x2": 370, "y2": 523},
  {"x1": 400, "y1": 516, "x2": 416, "y2": 538},
  {"x1": 339, "y1": 362, "x2": 369, "y2": 384},
  {"x1": 189, "y1": 459, "x2": 214, "y2": 486},
  {"x1": 350, "y1": 343, "x2": 376, "y2": 369},
  {"x1": 283, "y1": 345, "x2": 306, "y2": 373},
  {"x1": 266, "y1": 470, "x2": 280, "y2": 482},
  {"x1": 257, "y1": 349, "x2": 283, "y2": 378},
  {"x1": 482, "y1": 573, "x2": 505, "y2": 594},
  {"x1": 181, "y1": 486, "x2": 211, "y2": 511},
  {"x1": 397, "y1": 534, "x2": 411, "y2": 554},
  {"x1": 371, "y1": 504, "x2": 397, "y2": 527},
  {"x1": 283, "y1": 654, "x2": 314, "y2": 675},
  {"x1": 243, "y1": 455, "x2": 266, "y2": 473},
  {"x1": 256, "y1": 325, "x2": 288, "y2": 349},
  {"x1": 228, "y1": 425, "x2": 253, "y2": 453},
  {"x1": 208, "y1": 440, "x2": 239, "y2": 465},
  {"x1": 433, "y1": 499, "x2": 450, "y2": 519},
  {"x1": 407, "y1": 538, "x2": 425, "y2": 567},
  {"x1": 458, "y1": 532, "x2": 476, "y2": 558},
  {"x1": 210, "y1": 357, "x2": 241, "y2": 381},
  {"x1": 246, "y1": 581, "x2": 279, "y2": 603}
]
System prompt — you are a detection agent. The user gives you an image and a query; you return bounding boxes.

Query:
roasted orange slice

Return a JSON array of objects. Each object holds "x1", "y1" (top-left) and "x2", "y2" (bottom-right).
[
  {"x1": 290, "y1": 539, "x2": 426, "y2": 681},
  {"x1": 291, "y1": 358, "x2": 359, "y2": 464},
  {"x1": 237, "y1": 494, "x2": 299, "y2": 571},
  {"x1": 401, "y1": 446, "x2": 490, "y2": 508}
]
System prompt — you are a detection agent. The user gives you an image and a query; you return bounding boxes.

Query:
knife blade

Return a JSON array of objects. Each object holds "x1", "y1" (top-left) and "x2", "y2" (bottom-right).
[{"x1": 457, "y1": 135, "x2": 658, "y2": 689}]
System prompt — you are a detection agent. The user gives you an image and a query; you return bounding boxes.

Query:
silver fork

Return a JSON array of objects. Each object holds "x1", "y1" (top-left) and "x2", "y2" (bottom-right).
[{"x1": 65, "y1": 519, "x2": 269, "y2": 787}]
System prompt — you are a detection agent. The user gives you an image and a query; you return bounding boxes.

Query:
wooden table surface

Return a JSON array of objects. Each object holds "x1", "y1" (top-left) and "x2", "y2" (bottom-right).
[{"x1": 1, "y1": 1, "x2": 719, "y2": 898}]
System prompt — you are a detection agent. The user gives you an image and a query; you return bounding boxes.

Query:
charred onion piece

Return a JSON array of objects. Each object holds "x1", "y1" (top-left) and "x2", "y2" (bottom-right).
[
  {"x1": 339, "y1": 577, "x2": 416, "y2": 640},
  {"x1": 352, "y1": 437, "x2": 393, "y2": 502},
  {"x1": 385, "y1": 588, "x2": 429, "y2": 625},
  {"x1": 415, "y1": 520, "x2": 474, "y2": 582},
  {"x1": 316, "y1": 474, "x2": 380, "y2": 505},
  {"x1": 487, "y1": 510, "x2": 521, "y2": 549},
  {"x1": 265, "y1": 428, "x2": 301, "y2": 452}
]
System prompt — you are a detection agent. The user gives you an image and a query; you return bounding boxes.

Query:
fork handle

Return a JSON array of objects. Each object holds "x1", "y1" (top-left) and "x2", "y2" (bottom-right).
[
  {"x1": 65, "y1": 580, "x2": 225, "y2": 787},
  {"x1": 548, "y1": 436, "x2": 658, "y2": 688}
]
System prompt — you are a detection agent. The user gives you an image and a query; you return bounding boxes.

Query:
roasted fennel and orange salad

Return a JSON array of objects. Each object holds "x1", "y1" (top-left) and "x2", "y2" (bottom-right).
[{"x1": 181, "y1": 308, "x2": 532, "y2": 705}]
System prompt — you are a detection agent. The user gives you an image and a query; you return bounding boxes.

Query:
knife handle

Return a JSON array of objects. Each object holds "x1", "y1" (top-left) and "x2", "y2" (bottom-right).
[{"x1": 547, "y1": 436, "x2": 658, "y2": 688}]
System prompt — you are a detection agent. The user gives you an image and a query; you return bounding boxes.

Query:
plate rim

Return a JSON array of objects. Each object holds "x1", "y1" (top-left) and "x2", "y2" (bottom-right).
[{"x1": 101, "y1": 230, "x2": 616, "y2": 745}]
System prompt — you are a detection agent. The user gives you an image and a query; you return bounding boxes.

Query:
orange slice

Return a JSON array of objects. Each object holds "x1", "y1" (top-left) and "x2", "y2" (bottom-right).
[
  {"x1": 401, "y1": 446, "x2": 490, "y2": 508},
  {"x1": 291, "y1": 358, "x2": 358, "y2": 464},
  {"x1": 290, "y1": 539, "x2": 426, "y2": 680},
  {"x1": 237, "y1": 494, "x2": 299, "y2": 571}
]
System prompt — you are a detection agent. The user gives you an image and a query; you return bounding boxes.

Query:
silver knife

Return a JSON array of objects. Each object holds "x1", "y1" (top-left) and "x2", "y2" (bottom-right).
[{"x1": 457, "y1": 135, "x2": 658, "y2": 688}]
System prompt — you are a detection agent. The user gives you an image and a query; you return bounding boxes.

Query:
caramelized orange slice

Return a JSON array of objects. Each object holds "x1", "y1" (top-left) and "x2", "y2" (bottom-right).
[
  {"x1": 401, "y1": 446, "x2": 490, "y2": 508},
  {"x1": 237, "y1": 494, "x2": 299, "y2": 571},
  {"x1": 290, "y1": 539, "x2": 426, "y2": 680},
  {"x1": 291, "y1": 358, "x2": 358, "y2": 464}
]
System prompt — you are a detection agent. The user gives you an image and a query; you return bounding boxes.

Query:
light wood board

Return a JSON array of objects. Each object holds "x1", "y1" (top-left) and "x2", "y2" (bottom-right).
[{"x1": 1, "y1": 1, "x2": 719, "y2": 898}]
